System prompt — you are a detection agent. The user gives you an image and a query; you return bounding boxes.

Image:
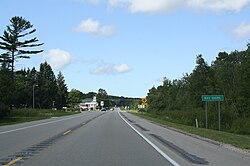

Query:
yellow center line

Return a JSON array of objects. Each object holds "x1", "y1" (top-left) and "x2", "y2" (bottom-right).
[
  {"x1": 63, "y1": 130, "x2": 71, "y2": 135},
  {"x1": 3, "y1": 157, "x2": 22, "y2": 166}
]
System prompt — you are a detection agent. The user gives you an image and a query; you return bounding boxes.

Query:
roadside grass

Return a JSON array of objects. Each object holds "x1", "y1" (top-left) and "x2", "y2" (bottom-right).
[
  {"x1": 129, "y1": 111, "x2": 250, "y2": 150},
  {"x1": 0, "y1": 108, "x2": 80, "y2": 126}
]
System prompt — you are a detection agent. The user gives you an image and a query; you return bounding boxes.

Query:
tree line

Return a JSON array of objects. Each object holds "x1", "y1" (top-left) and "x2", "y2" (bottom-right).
[
  {"x1": 68, "y1": 88, "x2": 139, "y2": 109},
  {"x1": 0, "y1": 16, "x2": 68, "y2": 117},
  {"x1": 0, "y1": 62, "x2": 68, "y2": 116},
  {"x1": 146, "y1": 45, "x2": 250, "y2": 133},
  {"x1": 0, "y1": 16, "x2": 137, "y2": 116}
]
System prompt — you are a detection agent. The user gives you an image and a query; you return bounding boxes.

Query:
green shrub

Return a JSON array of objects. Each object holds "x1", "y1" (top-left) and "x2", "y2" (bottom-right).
[
  {"x1": 11, "y1": 108, "x2": 41, "y2": 117},
  {"x1": 158, "y1": 109, "x2": 204, "y2": 127},
  {"x1": 147, "y1": 108, "x2": 240, "y2": 132},
  {"x1": 138, "y1": 108, "x2": 146, "y2": 112},
  {"x1": 0, "y1": 102, "x2": 10, "y2": 117},
  {"x1": 231, "y1": 118, "x2": 250, "y2": 135}
]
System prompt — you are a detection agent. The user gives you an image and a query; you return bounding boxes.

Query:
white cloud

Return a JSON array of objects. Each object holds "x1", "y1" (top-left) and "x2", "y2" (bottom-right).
[
  {"x1": 91, "y1": 63, "x2": 131, "y2": 75},
  {"x1": 131, "y1": 0, "x2": 184, "y2": 13},
  {"x1": 108, "y1": 0, "x2": 130, "y2": 8},
  {"x1": 108, "y1": 0, "x2": 183, "y2": 13},
  {"x1": 43, "y1": 49, "x2": 72, "y2": 71},
  {"x1": 187, "y1": 0, "x2": 250, "y2": 12},
  {"x1": 107, "y1": 0, "x2": 250, "y2": 13},
  {"x1": 73, "y1": 18, "x2": 116, "y2": 37},
  {"x1": 232, "y1": 22, "x2": 250, "y2": 40},
  {"x1": 89, "y1": 0, "x2": 101, "y2": 4},
  {"x1": 78, "y1": 0, "x2": 102, "y2": 4}
]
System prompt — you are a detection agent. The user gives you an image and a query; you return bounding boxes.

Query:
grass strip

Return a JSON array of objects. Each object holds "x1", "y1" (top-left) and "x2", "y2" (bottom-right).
[
  {"x1": 0, "y1": 117, "x2": 49, "y2": 126},
  {"x1": 130, "y1": 112, "x2": 250, "y2": 150},
  {"x1": 0, "y1": 109, "x2": 80, "y2": 126}
]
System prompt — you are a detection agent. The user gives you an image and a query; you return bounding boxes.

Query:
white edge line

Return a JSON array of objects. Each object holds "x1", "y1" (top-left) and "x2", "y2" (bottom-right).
[
  {"x1": 0, "y1": 114, "x2": 86, "y2": 135},
  {"x1": 118, "y1": 111, "x2": 180, "y2": 166}
]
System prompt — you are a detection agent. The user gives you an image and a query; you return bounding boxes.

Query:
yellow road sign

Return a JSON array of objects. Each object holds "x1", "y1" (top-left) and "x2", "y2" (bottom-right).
[{"x1": 141, "y1": 98, "x2": 147, "y2": 103}]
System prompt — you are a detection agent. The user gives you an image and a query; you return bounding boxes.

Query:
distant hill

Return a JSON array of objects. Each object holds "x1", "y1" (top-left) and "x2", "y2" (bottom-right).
[{"x1": 82, "y1": 92, "x2": 140, "y2": 108}]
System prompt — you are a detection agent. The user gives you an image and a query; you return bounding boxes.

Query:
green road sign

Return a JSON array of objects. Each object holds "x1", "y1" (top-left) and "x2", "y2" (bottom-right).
[
  {"x1": 202, "y1": 95, "x2": 224, "y2": 101},
  {"x1": 202, "y1": 95, "x2": 224, "y2": 131}
]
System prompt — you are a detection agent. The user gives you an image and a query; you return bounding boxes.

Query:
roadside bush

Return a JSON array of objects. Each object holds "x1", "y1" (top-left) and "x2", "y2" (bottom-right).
[
  {"x1": 0, "y1": 102, "x2": 10, "y2": 117},
  {"x1": 67, "y1": 108, "x2": 80, "y2": 112},
  {"x1": 138, "y1": 108, "x2": 147, "y2": 112},
  {"x1": 230, "y1": 118, "x2": 250, "y2": 135},
  {"x1": 150, "y1": 109, "x2": 204, "y2": 127},
  {"x1": 11, "y1": 108, "x2": 79, "y2": 118},
  {"x1": 220, "y1": 108, "x2": 235, "y2": 131},
  {"x1": 147, "y1": 107, "x2": 237, "y2": 131},
  {"x1": 146, "y1": 107, "x2": 250, "y2": 134}
]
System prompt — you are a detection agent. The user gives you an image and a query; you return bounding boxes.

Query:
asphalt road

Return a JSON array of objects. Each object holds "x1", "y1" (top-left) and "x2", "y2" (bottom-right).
[{"x1": 1, "y1": 110, "x2": 250, "y2": 166}]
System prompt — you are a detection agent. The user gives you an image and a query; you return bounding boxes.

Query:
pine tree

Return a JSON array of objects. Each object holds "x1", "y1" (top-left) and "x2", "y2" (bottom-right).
[
  {"x1": 56, "y1": 71, "x2": 68, "y2": 109},
  {"x1": 0, "y1": 16, "x2": 43, "y2": 109},
  {"x1": 37, "y1": 62, "x2": 57, "y2": 109},
  {"x1": 0, "y1": 16, "x2": 43, "y2": 75}
]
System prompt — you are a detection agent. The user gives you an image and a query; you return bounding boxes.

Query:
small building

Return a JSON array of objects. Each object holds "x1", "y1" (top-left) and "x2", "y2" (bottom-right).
[{"x1": 79, "y1": 96, "x2": 98, "y2": 111}]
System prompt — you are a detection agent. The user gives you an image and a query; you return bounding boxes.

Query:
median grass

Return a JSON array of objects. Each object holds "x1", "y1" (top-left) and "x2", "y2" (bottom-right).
[
  {"x1": 129, "y1": 111, "x2": 250, "y2": 150},
  {"x1": 0, "y1": 108, "x2": 80, "y2": 126}
]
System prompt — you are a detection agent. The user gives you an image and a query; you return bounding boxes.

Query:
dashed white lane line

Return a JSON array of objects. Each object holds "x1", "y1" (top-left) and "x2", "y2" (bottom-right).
[{"x1": 63, "y1": 130, "x2": 71, "y2": 135}]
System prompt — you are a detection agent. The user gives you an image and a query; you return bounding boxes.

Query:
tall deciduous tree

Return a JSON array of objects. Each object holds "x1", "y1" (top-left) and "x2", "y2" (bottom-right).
[
  {"x1": 67, "y1": 89, "x2": 84, "y2": 107},
  {"x1": 56, "y1": 71, "x2": 68, "y2": 109},
  {"x1": 239, "y1": 45, "x2": 250, "y2": 116},
  {"x1": 97, "y1": 88, "x2": 110, "y2": 107}
]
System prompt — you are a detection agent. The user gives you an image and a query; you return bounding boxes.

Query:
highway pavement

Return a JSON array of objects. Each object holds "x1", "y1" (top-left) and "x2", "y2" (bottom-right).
[{"x1": 0, "y1": 110, "x2": 250, "y2": 166}]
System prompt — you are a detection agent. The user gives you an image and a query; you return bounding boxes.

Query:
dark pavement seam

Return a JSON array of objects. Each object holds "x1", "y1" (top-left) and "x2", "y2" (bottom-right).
[
  {"x1": 150, "y1": 134, "x2": 209, "y2": 165},
  {"x1": 0, "y1": 113, "x2": 105, "y2": 166}
]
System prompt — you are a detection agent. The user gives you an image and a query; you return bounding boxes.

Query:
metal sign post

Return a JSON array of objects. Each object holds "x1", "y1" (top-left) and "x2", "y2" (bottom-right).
[
  {"x1": 202, "y1": 95, "x2": 224, "y2": 130},
  {"x1": 205, "y1": 101, "x2": 208, "y2": 129},
  {"x1": 218, "y1": 101, "x2": 221, "y2": 131}
]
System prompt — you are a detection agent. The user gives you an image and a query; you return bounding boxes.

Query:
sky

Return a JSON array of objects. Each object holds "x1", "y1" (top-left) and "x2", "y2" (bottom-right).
[{"x1": 1, "y1": 0, "x2": 250, "y2": 98}]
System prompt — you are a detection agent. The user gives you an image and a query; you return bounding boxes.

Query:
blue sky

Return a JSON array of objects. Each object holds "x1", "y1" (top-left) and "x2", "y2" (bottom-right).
[{"x1": 1, "y1": 0, "x2": 250, "y2": 98}]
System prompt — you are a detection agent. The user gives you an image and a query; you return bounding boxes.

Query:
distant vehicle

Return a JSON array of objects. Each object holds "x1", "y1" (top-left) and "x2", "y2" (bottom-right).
[{"x1": 101, "y1": 108, "x2": 106, "y2": 112}]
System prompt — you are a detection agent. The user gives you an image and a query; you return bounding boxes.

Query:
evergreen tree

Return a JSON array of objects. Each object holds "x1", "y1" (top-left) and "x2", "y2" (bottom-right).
[
  {"x1": 13, "y1": 69, "x2": 29, "y2": 108},
  {"x1": 0, "y1": 62, "x2": 12, "y2": 115},
  {"x1": 188, "y1": 54, "x2": 212, "y2": 108},
  {"x1": 0, "y1": 16, "x2": 43, "y2": 109},
  {"x1": 37, "y1": 62, "x2": 57, "y2": 109},
  {"x1": 56, "y1": 71, "x2": 68, "y2": 109},
  {"x1": 26, "y1": 67, "x2": 38, "y2": 107},
  {"x1": 0, "y1": 16, "x2": 43, "y2": 75}
]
